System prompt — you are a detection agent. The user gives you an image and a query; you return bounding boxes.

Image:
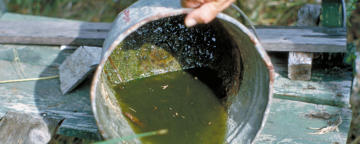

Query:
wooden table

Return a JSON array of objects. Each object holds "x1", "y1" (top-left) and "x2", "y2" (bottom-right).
[{"x1": 0, "y1": 12, "x2": 352, "y2": 143}]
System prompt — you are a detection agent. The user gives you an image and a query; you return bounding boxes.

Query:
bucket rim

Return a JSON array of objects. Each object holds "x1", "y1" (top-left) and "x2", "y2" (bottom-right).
[{"x1": 90, "y1": 8, "x2": 275, "y2": 143}]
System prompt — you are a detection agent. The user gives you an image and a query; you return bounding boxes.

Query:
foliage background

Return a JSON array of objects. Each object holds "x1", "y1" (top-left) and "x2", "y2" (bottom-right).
[
  {"x1": 5, "y1": 0, "x2": 321, "y2": 25},
  {"x1": 2, "y1": 0, "x2": 359, "y2": 143}
]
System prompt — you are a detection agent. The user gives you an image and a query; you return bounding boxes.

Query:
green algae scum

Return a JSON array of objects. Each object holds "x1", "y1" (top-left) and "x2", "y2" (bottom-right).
[
  {"x1": 115, "y1": 68, "x2": 227, "y2": 144},
  {"x1": 103, "y1": 15, "x2": 233, "y2": 143}
]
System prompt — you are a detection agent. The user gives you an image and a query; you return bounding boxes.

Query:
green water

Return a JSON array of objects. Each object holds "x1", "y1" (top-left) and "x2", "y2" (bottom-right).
[{"x1": 114, "y1": 67, "x2": 228, "y2": 144}]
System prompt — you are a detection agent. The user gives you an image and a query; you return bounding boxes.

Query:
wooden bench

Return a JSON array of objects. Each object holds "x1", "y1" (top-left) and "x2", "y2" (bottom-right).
[{"x1": 0, "y1": 5, "x2": 351, "y2": 144}]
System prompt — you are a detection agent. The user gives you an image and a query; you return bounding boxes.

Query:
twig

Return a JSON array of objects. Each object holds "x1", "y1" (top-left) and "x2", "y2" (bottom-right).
[
  {"x1": 307, "y1": 115, "x2": 342, "y2": 135},
  {"x1": 0, "y1": 76, "x2": 59, "y2": 84},
  {"x1": 108, "y1": 57, "x2": 123, "y2": 82}
]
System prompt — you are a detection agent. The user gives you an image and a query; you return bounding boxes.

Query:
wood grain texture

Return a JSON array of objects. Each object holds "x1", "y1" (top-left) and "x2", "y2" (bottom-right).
[
  {"x1": 288, "y1": 52, "x2": 313, "y2": 80},
  {"x1": 288, "y1": 4, "x2": 321, "y2": 80},
  {"x1": 0, "y1": 111, "x2": 63, "y2": 144},
  {"x1": 0, "y1": 20, "x2": 346, "y2": 52},
  {"x1": 59, "y1": 46, "x2": 102, "y2": 94},
  {"x1": 0, "y1": 44, "x2": 352, "y2": 142},
  {"x1": 0, "y1": 12, "x2": 78, "y2": 22},
  {"x1": 0, "y1": 44, "x2": 102, "y2": 140},
  {"x1": 269, "y1": 52, "x2": 352, "y2": 108},
  {"x1": 256, "y1": 99, "x2": 351, "y2": 144}
]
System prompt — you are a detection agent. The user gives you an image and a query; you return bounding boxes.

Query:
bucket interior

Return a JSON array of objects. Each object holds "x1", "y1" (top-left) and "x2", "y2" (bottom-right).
[{"x1": 93, "y1": 14, "x2": 272, "y2": 143}]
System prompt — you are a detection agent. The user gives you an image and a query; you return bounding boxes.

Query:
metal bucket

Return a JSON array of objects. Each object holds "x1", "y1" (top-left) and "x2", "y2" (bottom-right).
[{"x1": 90, "y1": 0, "x2": 274, "y2": 143}]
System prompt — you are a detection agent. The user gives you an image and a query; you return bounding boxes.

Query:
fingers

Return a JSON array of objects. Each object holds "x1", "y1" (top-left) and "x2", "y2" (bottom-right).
[{"x1": 182, "y1": 0, "x2": 235, "y2": 27}]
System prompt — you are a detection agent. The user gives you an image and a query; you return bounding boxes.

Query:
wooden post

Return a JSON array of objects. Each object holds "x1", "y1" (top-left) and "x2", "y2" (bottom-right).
[
  {"x1": 0, "y1": 111, "x2": 63, "y2": 144},
  {"x1": 288, "y1": 4, "x2": 321, "y2": 80},
  {"x1": 321, "y1": 0, "x2": 344, "y2": 27}
]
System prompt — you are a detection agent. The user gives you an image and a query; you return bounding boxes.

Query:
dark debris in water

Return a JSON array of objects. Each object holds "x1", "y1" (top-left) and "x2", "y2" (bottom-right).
[
  {"x1": 105, "y1": 14, "x2": 242, "y2": 98},
  {"x1": 121, "y1": 15, "x2": 220, "y2": 69}
]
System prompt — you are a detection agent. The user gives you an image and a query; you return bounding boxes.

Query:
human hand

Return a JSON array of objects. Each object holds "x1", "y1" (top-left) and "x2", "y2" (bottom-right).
[{"x1": 181, "y1": 0, "x2": 235, "y2": 27}]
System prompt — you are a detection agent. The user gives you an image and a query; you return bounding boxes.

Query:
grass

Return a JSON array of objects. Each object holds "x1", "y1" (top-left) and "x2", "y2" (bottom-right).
[
  {"x1": 3, "y1": 0, "x2": 359, "y2": 143},
  {"x1": 5, "y1": 0, "x2": 137, "y2": 22}
]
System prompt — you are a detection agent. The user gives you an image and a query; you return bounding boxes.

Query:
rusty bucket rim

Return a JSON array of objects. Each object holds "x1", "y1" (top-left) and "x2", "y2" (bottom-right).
[{"x1": 90, "y1": 9, "x2": 274, "y2": 143}]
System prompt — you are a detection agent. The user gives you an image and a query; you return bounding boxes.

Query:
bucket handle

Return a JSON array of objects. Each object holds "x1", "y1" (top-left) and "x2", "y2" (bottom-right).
[{"x1": 230, "y1": 4, "x2": 260, "y2": 42}]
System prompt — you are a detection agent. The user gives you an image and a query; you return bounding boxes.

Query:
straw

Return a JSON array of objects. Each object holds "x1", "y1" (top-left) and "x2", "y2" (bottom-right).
[
  {"x1": 0, "y1": 76, "x2": 59, "y2": 84},
  {"x1": 13, "y1": 48, "x2": 27, "y2": 79}
]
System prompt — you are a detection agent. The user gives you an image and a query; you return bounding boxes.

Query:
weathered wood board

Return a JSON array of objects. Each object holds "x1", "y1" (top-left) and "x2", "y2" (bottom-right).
[
  {"x1": 0, "y1": 44, "x2": 352, "y2": 142},
  {"x1": 256, "y1": 99, "x2": 351, "y2": 144},
  {"x1": 59, "y1": 46, "x2": 102, "y2": 94},
  {"x1": 274, "y1": 70, "x2": 352, "y2": 108},
  {"x1": 0, "y1": 13, "x2": 346, "y2": 52},
  {"x1": 270, "y1": 52, "x2": 352, "y2": 108},
  {"x1": 0, "y1": 12, "x2": 78, "y2": 22},
  {"x1": 0, "y1": 12, "x2": 351, "y2": 143},
  {"x1": 0, "y1": 44, "x2": 102, "y2": 140},
  {"x1": 0, "y1": 21, "x2": 108, "y2": 46},
  {"x1": 0, "y1": 111, "x2": 63, "y2": 144}
]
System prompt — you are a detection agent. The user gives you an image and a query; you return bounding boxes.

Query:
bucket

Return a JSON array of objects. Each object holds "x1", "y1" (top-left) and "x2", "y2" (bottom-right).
[{"x1": 90, "y1": 0, "x2": 274, "y2": 143}]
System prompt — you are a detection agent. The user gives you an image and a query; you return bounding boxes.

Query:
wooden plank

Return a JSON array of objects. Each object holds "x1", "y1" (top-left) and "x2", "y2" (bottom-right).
[
  {"x1": 0, "y1": 21, "x2": 109, "y2": 46},
  {"x1": 274, "y1": 71, "x2": 352, "y2": 108},
  {"x1": 256, "y1": 25, "x2": 346, "y2": 52},
  {"x1": 59, "y1": 46, "x2": 102, "y2": 94},
  {"x1": 0, "y1": 12, "x2": 79, "y2": 22},
  {"x1": 270, "y1": 52, "x2": 352, "y2": 108},
  {"x1": 0, "y1": 44, "x2": 352, "y2": 140},
  {"x1": 0, "y1": 44, "x2": 101, "y2": 140},
  {"x1": 0, "y1": 111, "x2": 63, "y2": 144},
  {"x1": 256, "y1": 99, "x2": 351, "y2": 144},
  {"x1": 0, "y1": 44, "x2": 73, "y2": 67},
  {"x1": 288, "y1": 4, "x2": 320, "y2": 81},
  {"x1": 0, "y1": 19, "x2": 346, "y2": 52}
]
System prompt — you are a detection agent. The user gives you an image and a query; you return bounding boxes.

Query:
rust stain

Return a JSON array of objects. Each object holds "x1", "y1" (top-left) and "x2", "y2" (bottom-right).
[
  {"x1": 249, "y1": 34, "x2": 257, "y2": 44},
  {"x1": 108, "y1": 57, "x2": 123, "y2": 82},
  {"x1": 123, "y1": 10, "x2": 130, "y2": 22},
  {"x1": 268, "y1": 65, "x2": 275, "y2": 83}
]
